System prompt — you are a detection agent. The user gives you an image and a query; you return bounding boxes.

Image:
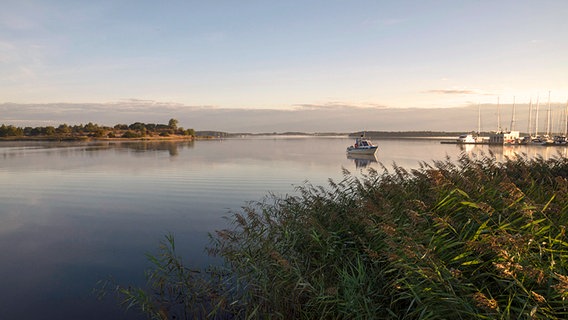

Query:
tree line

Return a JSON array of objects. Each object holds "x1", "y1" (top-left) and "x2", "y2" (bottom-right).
[{"x1": 0, "y1": 118, "x2": 195, "y2": 139}]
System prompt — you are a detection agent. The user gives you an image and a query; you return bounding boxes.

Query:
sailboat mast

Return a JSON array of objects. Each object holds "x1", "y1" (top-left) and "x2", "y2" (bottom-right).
[
  {"x1": 497, "y1": 97, "x2": 501, "y2": 132},
  {"x1": 535, "y1": 95, "x2": 540, "y2": 137},
  {"x1": 565, "y1": 99, "x2": 568, "y2": 137},
  {"x1": 546, "y1": 91, "x2": 551, "y2": 136},
  {"x1": 478, "y1": 103, "x2": 481, "y2": 134},
  {"x1": 528, "y1": 98, "x2": 533, "y2": 137},
  {"x1": 510, "y1": 96, "x2": 516, "y2": 131}
]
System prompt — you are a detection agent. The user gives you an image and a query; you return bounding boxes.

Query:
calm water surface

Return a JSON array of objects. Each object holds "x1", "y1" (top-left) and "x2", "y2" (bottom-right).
[{"x1": 0, "y1": 137, "x2": 565, "y2": 319}]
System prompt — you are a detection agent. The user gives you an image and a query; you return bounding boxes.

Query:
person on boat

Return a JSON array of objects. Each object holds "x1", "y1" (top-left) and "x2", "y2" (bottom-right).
[{"x1": 355, "y1": 136, "x2": 362, "y2": 147}]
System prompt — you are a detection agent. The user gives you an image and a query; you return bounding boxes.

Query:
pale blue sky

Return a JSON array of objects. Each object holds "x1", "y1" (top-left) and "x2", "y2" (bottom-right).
[{"x1": 1, "y1": 0, "x2": 567, "y2": 112}]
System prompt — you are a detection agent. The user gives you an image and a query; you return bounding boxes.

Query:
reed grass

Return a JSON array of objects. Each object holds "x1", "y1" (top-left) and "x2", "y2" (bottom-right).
[{"x1": 104, "y1": 152, "x2": 568, "y2": 319}]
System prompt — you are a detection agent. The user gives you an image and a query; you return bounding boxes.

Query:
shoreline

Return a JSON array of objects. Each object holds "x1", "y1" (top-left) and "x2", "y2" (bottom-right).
[{"x1": 0, "y1": 135, "x2": 212, "y2": 142}]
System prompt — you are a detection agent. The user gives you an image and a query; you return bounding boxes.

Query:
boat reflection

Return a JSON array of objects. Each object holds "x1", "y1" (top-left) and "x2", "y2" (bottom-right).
[
  {"x1": 454, "y1": 142, "x2": 568, "y2": 162},
  {"x1": 457, "y1": 143, "x2": 477, "y2": 153},
  {"x1": 347, "y1": 153, "x2": 378, "y2": 168}
]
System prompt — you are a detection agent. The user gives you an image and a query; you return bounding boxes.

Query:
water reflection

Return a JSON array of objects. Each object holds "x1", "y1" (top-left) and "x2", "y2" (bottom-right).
[
  {"x1": 2, "y1": 137, "x2": 568, "y2": 319},
  {"x1": 456, "y1": 143, "x2": 476, "y2": 154},
  {"x1": 454, "y1": 142, "x2": 568, "y2": 161},
  {"x1": 347, "y1": 153, "x2": 378, "y2": 168},
  {"x1": 112, "y1": 140, "x2": 195, "y2": 156},
  {"x1": 0, "y1": 140, "x2": 195, "y2": 161}
]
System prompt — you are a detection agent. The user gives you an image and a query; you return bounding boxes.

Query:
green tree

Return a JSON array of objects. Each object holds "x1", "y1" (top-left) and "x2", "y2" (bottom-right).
[
  {"x1": 168, "y1": 118, "x2": 178, "y2": 131},
  {"x1": 72, "y1": 124, "x2": 84, "y2": 134},
  {"x1": 23, "y1": 127, "x2": 33, "y2": 136},
  {"x1": 129, "y1": 122, "x2": 146, "y2": 131},
  {"x1": 93, "y1": 129, "x2": 106, "y2": 137},
  {"x1": 114, "y1": 124, "x2": 128, "y2": 130},
  {"x1": 84, "y1": 122, "x2": 99, "y2": 132},
  {"x1": 0, "y1": 124, "x2": 23, "y2": 136},
  {"x1": 44, "y1": 126, "x2": 56, "y2": 136},
  {"x1": 30, "y1": 127, "x2": 42, "y2": 136},
  {"x1": 180, "y1": 128, "x2": 195, "y2": 136},
  {"x1": 145, "y1": 123, "x2": 157, "y2": 132},
  {"x1": 56, "y1": 124, "x2": 71, "y2": 135}
]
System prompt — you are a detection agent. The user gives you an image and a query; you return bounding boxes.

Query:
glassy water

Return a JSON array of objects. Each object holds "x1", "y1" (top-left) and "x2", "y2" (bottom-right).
[{"x1": 0, "y1": 137, "x2": 565, "y2": 319}]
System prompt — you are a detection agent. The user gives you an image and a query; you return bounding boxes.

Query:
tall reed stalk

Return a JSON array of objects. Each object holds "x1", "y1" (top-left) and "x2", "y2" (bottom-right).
[{"x1": 103, "y1": 152, "x2": 568, "y2": 319}]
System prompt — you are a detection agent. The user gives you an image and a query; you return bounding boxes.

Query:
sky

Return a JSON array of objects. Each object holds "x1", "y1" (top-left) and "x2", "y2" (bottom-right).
[{"x1": 1, "y1": 0, "x2": 567, "y2": 132}]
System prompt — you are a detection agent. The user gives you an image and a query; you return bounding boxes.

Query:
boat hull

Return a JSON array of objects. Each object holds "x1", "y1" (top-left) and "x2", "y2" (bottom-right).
[{"x1": 346, "y1": 146, "x2": 378, "y2": 155}]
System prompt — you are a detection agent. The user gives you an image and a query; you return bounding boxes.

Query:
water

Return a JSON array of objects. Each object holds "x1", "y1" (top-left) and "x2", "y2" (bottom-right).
[{"x1": 0, "y1": 137, "x2": 565, "y2": 319}]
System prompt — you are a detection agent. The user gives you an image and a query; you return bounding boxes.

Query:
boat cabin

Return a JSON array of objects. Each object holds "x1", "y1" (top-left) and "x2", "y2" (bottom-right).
[
  {"x1": 489, "y1": 131, "x2": 520, "y2": 144},
  {"x1": 355, "y1": 138, "x2": 371, "y2": 148}
]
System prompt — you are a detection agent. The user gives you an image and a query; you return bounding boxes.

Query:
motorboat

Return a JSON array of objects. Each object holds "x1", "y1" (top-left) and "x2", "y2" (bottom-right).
[
  {"x1": 457, "y1": 133, "x2": 486, "y2": 144},
  {"x1": 346, "y1": 136, "x2": 378, "y2": 155},
  {"x1": 554, "y1": 136, "x2": 568, "y2": 145}
]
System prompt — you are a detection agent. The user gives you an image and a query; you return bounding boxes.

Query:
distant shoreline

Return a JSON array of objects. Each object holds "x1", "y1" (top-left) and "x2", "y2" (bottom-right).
[
  {"x1": 0, "y1": 131, "x2": 468, "y2": 142},
  {"x1": 205, "y1": 131, "x2": 469, "y2": 138},
  {"x1": 0, "y1": 135, "x2": 199, "y2": 142}
]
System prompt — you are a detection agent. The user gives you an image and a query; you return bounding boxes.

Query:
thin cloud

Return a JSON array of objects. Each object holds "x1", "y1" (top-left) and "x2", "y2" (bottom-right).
[
  {"x1": 0, "y1": 101, "x2": 541, "y2": 133},
  {"x1": 427, "y1": 89, "x2": 478, "y2": 95},
  {"x1": 293, "y1": 102, "x2": 388, "y2": 110}
]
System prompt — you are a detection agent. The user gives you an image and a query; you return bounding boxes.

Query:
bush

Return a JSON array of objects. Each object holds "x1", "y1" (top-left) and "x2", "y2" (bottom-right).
[
  {"x1": 105, "y1": 153, "x2": 568, "y2": 319},
  {"x1": 121, "y1": 131, "x2": 140, "y2": 138}
]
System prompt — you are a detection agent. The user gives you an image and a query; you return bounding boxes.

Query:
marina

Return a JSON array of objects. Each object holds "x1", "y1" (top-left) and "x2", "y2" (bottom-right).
[{"x1": 441, "y1": 94, "x2": 568, "y2": 146}]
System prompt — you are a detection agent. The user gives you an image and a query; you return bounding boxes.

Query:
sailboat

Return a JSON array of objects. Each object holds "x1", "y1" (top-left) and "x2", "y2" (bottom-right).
[
  {"x1": 521, "y1": 98, "x2": 533, "y2": 144},
  {"x1": 552, "y1": 99, "x2": 568, "y2": 145},
  {"x1": 531, "y1": 92, "x2": 556, "y2": 145},
  {"x1": 542, "y1": 92, "x2": 555, "y2": 144},
  {"x1": 503, "y1": 97, "x2": 521, "y2": 144},
  {"x1": 490, "y1": 97, "x2": 520, "y2": 145},
  {"x1": 529, "y1": 95, "x2": 550, "y2": 144},
  {"x1": 453, "y1": 104, "x2": 485, "y2": 144}
]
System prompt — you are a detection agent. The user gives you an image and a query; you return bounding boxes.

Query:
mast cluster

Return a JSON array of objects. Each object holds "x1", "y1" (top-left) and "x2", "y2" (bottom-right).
[{"x1": 481, "y1": 93, "x2": 568, "y2": 145}]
